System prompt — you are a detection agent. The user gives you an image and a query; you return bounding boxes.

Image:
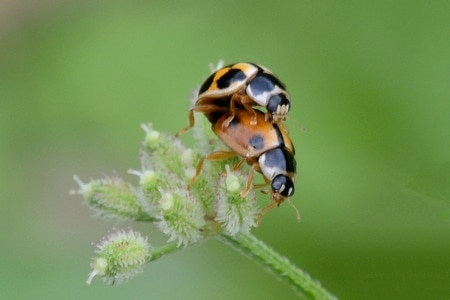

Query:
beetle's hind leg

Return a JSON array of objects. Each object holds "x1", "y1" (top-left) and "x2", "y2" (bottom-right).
[
  {"x1": 176, "y1": 108, "x2": 195, "y2": 137},
  {"x1": 176, "y1": 105, "x2": 228, "y2": 137},
  {"x1": 188, "y1": 151, "x2": 238, "y2": 188}
]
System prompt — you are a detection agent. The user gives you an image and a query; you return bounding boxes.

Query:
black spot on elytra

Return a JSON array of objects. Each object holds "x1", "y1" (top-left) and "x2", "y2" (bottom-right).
[
  {"x1": 199, "y1": 72, "x2": 216, "y2": 94},
  {"x1": 249, "y1": 135, "x2": 265, "y2": 150},
  {"x1": 228, "y1": 116, "x2": 241, "y2": 127},
  {"x1": 216, "y1": 68, "x2": 247, "y2": 89}
]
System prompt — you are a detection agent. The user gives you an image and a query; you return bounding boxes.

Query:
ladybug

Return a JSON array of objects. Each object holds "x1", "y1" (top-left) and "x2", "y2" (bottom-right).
[
  {"x1": 177, "y1": 62, "x2": 291, "y2": 137},
  {"x1": 189, "y1": 108, "x2": 296, "y2": 214}
]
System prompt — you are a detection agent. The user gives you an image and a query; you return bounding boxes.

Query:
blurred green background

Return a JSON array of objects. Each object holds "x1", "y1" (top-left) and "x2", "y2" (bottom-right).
[{"x1": 1, "y1": 0, "x2": 449, "y2": 299}]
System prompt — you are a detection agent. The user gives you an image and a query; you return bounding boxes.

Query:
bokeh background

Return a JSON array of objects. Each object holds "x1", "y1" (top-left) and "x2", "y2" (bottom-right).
[{"x1": 1, "y1": 1, "x2": 449, "y2": 299}]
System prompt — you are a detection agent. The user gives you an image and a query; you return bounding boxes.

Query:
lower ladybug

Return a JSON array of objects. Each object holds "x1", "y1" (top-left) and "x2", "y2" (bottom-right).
[
  {"x1": 190, "y1": 108, "x2": 296, "y2": 216},
  {"x1": 176, "y1": 62, "x2": 290, "y2": 137}
]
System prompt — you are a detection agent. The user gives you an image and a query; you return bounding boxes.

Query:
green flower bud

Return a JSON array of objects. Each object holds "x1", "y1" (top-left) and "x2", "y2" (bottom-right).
[
  {"x1": 141, "y1": 124, "x2": 194, "y2": 179},
  {"x1": 141, "y1": 123, "x2": 161, "y2": 150},
  {"x1": 129, "y1": 169, "x2": 170, "y2": 215},
  {"x1": 73, "y1": 174, "x2": 146, "y2": 222},
  {"x1": 87, "y1": 228, "x2": 150, "y2": 285},
  {"x1": 155, "y1": 189, "x2": 206, "y2": 247},
  {"x1": 215, "y1": 166, "x2": 259, "y2": 236}
]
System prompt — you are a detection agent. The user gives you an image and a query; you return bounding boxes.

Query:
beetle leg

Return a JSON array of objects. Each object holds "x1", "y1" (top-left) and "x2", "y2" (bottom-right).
[
  {"x1": 256, "y1": 178, "x2": 286, "y2": 225},
  {"x1": 240, "y1": 168, "x2": 254, "y2": 198},
  {"x1": 246, "y1": 105, "x2": 258, "y2": 125},
  {"x1": 239, "y1": 96, "x2": 257, "y2": 125},
  {"x1": 177, "y1": 105, "x2": 228, "y2": 137},
  {"x1": 187, "y1": 155, "x2": 205, "y2": 188},
  {"x1": 188, "y1": 151, "x2": 238, "y2": 188},
  {"x1": 176, "y1": 108, "x2": 195, "y2": 137},
  {"x1": 239, "y1": 162, "x2": 261, "y2": 198},
  {"x1": 217, "y1": 157, "x2": 246, "y2": 177},
  {"x1": 225, "y1": 92, "x2": 255, "y2": 127},
  {"x1": 230, "y1": 158, "x2": 245, "y2": 172},
  {"x1": 257, "y1": 191, "x2": 301, "y2": 226},
  {"x1": 256, "y1": 201, "x2": 278, "y2": 226},
  {"x1": 220, "y1": 95, "x2": 239, "y2": 128},
  {"x1": 207, "y1": 151, "x2": 238, "y2": 160},
  {"x1": 221, "y1": 114, "x2": 235, "y2": 128},
  {"x1": 252, "y1": 178, "x2": 271, "y2": 196}
]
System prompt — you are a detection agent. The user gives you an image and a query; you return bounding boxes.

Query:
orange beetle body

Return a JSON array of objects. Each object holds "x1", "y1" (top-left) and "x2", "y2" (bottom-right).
[
  {"x1": 198, "y1": 109, "x2": 296, "y2": 206},
  {"x1": 177, "y1": 62, "x2": 291, "y2": 137},
  {"x1": 213, "y1": 109, "x2": 294, "y2": 159}
]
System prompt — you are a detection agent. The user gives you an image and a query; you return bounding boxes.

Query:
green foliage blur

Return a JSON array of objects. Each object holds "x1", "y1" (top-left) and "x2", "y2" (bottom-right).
[{"x1": 1, "y1": 0, "x2": 449, "y2": 299}]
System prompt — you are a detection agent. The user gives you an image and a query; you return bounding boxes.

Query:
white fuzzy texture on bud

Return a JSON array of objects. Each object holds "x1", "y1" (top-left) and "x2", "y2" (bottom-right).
[
  {"x1": 87, "y1": 229, "x2": 150, "y2": 285},
  {"x1": 215, "y1": 166, "x2": 259, "y2": 236}
]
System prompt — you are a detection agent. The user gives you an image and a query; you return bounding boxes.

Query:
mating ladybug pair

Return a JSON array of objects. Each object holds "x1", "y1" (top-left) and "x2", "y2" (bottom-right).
[{"x1": 177, "y1": 62, "x2": 296, "y2": 216}]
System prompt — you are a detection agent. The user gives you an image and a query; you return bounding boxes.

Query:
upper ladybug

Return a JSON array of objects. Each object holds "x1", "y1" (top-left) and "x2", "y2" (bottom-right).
[
  {"x1": 176, "y1": 62, "x2": 291, "y2": 137},
  {"x1": 198, "y1": 62, "x2": 291, "y2": 123}
]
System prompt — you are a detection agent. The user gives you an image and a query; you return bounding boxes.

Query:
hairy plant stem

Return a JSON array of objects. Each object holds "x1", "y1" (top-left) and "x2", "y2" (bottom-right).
[
  {"x1": 148, "y1": 241, "x2": 181, "y2": 262},
  {"x1": 219, "y1": 232, "x2": 337, "y2": 300}
]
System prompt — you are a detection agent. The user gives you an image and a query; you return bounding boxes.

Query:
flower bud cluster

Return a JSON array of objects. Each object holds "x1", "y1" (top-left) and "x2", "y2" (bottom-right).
[
  {"x1": 74, "y1": 63, "x2": 261, "y2": 284},
  {"x1": 135, "y1": 124, "x2": 207, "y2": 247}
]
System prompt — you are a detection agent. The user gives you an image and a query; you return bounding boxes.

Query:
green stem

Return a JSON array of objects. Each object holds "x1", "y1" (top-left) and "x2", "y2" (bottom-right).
[
  {"x1": 148, "y1": 241, "x2": 181, "y2": 262},
  {"x1": 219, "y1": 232, "x2": 337, "y2": 300}
]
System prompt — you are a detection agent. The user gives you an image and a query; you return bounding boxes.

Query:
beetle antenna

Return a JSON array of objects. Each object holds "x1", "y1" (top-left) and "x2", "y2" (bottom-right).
[
  {"x1": 287, "y1": 198, "x2": 301, "y2": 222},
  {"x1": 284, "y1": 116, "x2": 306, "y2": 133}
]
